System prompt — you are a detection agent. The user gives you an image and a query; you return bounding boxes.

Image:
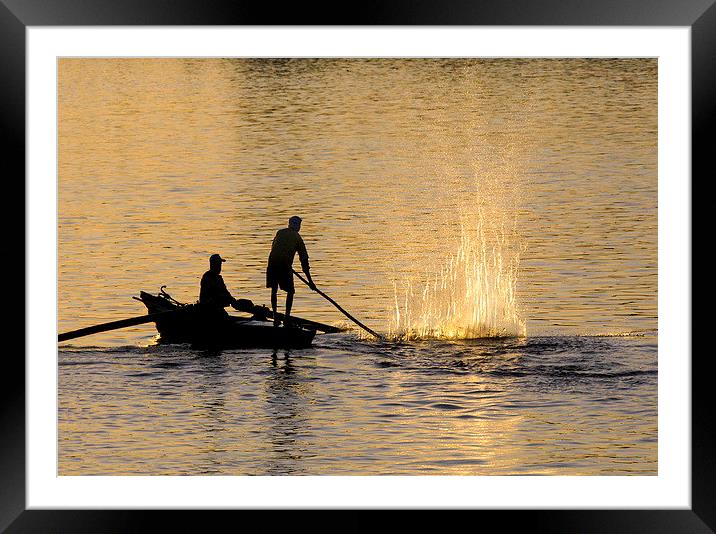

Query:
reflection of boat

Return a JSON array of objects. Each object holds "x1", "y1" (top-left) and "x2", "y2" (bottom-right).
[{"x1": 136, "y1": 290, "x2": 317, "y2": 349}]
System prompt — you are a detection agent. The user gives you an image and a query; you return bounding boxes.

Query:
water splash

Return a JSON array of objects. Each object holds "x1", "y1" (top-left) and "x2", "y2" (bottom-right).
[{"x1": 389, "y1": 209, "x2": 526, "y2": 341}]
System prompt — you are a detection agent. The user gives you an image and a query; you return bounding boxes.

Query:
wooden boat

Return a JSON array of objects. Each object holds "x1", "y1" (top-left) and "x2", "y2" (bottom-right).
[{"x1": 136, "y1": 289, "x2": 318, "y2": 349}]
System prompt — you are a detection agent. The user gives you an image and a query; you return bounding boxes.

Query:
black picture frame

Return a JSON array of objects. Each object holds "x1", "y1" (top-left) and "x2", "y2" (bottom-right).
[{"x1": 5, "y1": 0, "x2": 709, "y2": 529}]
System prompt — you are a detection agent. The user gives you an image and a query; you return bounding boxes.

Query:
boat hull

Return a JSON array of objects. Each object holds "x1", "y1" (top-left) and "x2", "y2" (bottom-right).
[{"x1": 137, "y1": 291, "x2": 316, "y2": 349}]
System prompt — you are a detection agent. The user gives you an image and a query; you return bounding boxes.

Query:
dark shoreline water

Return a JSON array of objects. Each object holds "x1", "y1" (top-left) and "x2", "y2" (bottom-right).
[{"x1": 59, "y1": 332, "x2": 657, "y2": 475}]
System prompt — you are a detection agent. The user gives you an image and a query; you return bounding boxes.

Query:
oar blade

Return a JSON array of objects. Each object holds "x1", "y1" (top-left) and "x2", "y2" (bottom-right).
[
  {"x1": 58, "y1": 310, "x2": 179, "y2": 342},
  {"x1": 233, "y1": 298, "x2": 344, "y2": 333}
]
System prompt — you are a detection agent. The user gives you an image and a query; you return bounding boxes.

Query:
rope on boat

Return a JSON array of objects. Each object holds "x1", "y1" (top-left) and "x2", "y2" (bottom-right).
[{"x1": 160, "y1": 286, "x2": 187, "y2": 306}]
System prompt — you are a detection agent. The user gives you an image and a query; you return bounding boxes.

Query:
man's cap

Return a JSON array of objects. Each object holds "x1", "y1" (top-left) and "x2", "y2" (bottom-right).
[
  {"x1": 210, "y1": 254, "x2": 226, "y2": 263},
  {"x1": 289, "y1": 215, "x2": 302, "y2": 226}
]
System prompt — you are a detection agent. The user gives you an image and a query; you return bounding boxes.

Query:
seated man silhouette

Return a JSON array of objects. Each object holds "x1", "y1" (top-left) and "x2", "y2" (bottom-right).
[
  {"x1": 266, "y1": 216, "x2": 316, "y2": 327},
  {"x1": 199, "y1": 254, "x2": 239, "y2": 324}
]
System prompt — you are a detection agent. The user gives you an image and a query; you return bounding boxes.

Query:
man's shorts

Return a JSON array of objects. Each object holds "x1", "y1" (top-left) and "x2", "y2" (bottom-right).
[{"x1": 266, "y1": 263, "x2": 294, "y2": 292}]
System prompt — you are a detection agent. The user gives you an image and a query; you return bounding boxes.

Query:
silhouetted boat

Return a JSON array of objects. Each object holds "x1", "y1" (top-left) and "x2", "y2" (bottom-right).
[{"x1": 135, "y1": 290, "x2": 317, "y2": 349}]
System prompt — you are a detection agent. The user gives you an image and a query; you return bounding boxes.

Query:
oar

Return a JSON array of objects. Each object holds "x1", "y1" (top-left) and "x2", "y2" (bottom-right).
[
  {"x1": 58, "y1": 310, "x2": 181, "y2": 342},
  {"x1": 232, "y1": 298, "x2": 345, "y2": 334},
  {"x1": 292, "y1": 269, "x2": 385, "y2": 340}
]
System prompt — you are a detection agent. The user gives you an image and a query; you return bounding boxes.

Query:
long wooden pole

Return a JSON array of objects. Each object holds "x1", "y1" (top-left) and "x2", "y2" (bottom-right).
[
  {"x1": 58, "y1": 310, "x2": 180, "y2": 342},
  {"x1": 292, "y1": 269, "x2": 384, "y2": 340}
]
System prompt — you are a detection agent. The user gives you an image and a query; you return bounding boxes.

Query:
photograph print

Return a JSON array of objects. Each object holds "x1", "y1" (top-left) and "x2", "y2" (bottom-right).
[{"x1": 58, "y1": 57, "x2": 657, "y2": 476}]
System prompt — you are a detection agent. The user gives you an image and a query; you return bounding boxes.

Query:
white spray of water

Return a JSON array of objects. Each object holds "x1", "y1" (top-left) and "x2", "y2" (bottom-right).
[
  {"x1": 384, "y1": 95, "x2": 533, "y2": 341},
  {"x1": 389, "y1": 221, "x2": 525, "y2": 339},
  {"x1": 388, "y1": 190, "x2": 526, "y2": 341}
]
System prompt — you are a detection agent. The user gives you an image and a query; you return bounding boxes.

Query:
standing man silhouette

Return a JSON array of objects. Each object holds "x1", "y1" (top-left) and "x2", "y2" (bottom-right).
[{"x1": 266, "y1": 216, "x2": 316, "y2": 327}]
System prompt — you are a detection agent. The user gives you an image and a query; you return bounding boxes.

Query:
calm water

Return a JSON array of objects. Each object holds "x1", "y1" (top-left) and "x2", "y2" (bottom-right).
[{"x1": 58, "y1": 58, "x2": 657, "y2": 475}]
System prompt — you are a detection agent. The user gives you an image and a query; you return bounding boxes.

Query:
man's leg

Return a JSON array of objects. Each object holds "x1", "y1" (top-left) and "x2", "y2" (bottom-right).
[
  {"x1": 271, "y1": 285, "x2": 279, "y2": 327},
  {"x1": 285, "y1": 289, "x2": 295, "y2": 326}
]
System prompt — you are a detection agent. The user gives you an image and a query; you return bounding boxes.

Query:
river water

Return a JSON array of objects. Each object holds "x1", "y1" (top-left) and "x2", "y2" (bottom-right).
[{"x1": 58, "y1": 58, "x2": 657, "y2": 475}]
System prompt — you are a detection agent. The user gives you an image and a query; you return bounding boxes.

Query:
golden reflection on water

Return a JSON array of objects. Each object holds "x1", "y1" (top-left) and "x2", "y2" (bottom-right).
[{"x1": 60, "y1": 337, "x2": 657, "y2": 475}]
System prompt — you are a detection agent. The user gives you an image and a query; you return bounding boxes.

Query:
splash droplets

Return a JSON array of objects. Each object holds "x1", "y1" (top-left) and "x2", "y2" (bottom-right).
[{"x1": 389, "y1": 207, "x2": 526, "y2": 340}]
